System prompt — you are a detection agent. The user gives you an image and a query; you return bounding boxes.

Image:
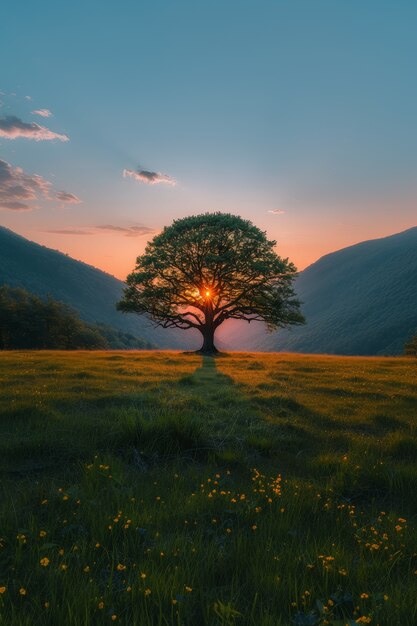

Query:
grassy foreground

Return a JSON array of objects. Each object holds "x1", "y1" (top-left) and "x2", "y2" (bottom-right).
[{"x1": 0, "y1": 351, "x2": 416, "y2": 625}]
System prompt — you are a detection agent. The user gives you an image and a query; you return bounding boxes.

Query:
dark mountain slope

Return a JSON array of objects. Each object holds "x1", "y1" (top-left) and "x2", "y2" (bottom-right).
[
  {"x1": 225, "y1": 227, "x2": 417, "y2": 355},
  {"x1": 0, "y1": 226, "x2": 198, "y2": 349}
]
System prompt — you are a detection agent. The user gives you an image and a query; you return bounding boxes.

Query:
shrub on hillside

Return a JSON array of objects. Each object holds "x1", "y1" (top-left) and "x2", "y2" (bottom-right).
[
  {"x1": 405, "y1": 332, "x2": 417, "y2": 356},
  {"x1": 0, "y1": 285, "x2": 107, "y2": 349}
]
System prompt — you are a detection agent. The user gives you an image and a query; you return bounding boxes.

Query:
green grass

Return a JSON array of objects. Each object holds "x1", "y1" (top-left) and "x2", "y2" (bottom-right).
[{"x1": 0, "y1": 351, "x2": 416, "y2": 625}]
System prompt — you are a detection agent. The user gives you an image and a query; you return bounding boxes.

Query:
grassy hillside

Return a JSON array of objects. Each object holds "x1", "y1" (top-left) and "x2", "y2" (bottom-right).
[
  {"x1": 226, "y1": 227, "x2": 417, "y2": 355},
  {"x1": 0, "y1": 352, "x2": 416, "y2": 624},
  {"x1": 0, "y1": 226, "x2": 197, "y2": 350}
]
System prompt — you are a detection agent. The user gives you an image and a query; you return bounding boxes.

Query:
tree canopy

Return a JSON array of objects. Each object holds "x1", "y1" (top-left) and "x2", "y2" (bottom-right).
[
  {"x1": 405, "y1": 332, "x2": 417, "y2": 357},
  {"x1": 118, "y1": 213, "x2": 305, "y2": 353}
]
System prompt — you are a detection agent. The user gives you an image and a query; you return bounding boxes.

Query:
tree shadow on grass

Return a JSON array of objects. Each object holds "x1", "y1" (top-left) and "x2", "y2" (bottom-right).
[
  {"x1": 178, "y1": 355, "x2": 236, "y2": 389},
  {"x1": 175, "y1": 356, "x2": 333, "y2": 471}
]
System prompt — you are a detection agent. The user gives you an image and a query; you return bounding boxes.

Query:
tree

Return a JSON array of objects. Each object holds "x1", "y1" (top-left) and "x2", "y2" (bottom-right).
[
  {"x1": 405, "y1": 332, "x2": 417, "y2": 357},
  {"x1": 117, "y1": 213, "x2": 305, "y2": 354},
  {"x1": 0, "y1": 285, "x2": 107, "y2": 350}
]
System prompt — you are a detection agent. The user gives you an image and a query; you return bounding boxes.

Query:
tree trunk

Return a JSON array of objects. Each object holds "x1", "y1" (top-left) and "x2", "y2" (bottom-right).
[{"x1": 199, "y1": 324, "x2": 218, "y2": 354}]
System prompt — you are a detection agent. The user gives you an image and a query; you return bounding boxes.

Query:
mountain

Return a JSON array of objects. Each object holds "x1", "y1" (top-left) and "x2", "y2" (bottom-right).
[
  {"x1": 223, "y1": 227, "x2": 417, "y2": 355},
  {"x1": 0, "y1": 226, "x2": 199, "y2": 349}
]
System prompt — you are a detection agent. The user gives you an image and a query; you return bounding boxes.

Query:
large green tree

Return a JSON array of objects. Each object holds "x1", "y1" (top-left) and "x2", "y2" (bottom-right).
[{"x1": 118, "y1": 213, "x2": 305, "y2": 353}]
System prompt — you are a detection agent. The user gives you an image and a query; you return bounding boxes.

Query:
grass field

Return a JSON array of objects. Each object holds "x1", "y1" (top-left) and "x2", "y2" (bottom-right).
[{"x1": 0, "y1": 351, "x2": 416, "y2": 625}]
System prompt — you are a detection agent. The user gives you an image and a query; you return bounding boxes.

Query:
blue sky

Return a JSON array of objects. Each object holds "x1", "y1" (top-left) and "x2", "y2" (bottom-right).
[{"x1": 1, "y1": 0, "x2": 416, "y2": 278}]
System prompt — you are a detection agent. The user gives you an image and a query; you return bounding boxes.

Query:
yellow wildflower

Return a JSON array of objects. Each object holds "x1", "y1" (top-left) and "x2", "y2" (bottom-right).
[{"x1": 40, "y1": 557, "x2": 50, "y2": 567}]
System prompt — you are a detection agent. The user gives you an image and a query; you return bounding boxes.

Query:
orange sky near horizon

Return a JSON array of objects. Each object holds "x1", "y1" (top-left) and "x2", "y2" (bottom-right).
[{"x1": 5, "y1": 210, "x2": 417, "y2": 281}]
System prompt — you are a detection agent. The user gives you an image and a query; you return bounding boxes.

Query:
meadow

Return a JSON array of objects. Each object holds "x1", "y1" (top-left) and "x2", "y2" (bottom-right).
[{"x1": 0, "y1": 351, "x2": 416, "y2": 625}]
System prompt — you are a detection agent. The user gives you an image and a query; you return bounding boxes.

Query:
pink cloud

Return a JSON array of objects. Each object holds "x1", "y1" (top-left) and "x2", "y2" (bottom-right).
[
  {"x1": 95, "y1": 224, "x2": 155, "y2": 236},
  {"x1": 268, "y1": 209, "x2": 286, "y2": 215},
  {"x1": 44, "y1": 224, "x2": 155, "y2": 237},
  {"x1": 55, "y1": 191, "x2": 81, "y2": 204},
  {"x1": 0, "y1": 115, "x2": 69, "y2": 141},
  {"x1": 0, "y1": 159, "x2": 81, "y2": 212},
  {"x1": 46, "y1": 229, "x2": 93, "y2": 235},
  {"x1": 32, "y1": 109, "x2": 53, "y2": 118},
  {"x1": 0, "y1": 159, "x2": 51, "y2": 211},
  {"x1": 123, "y1": 167, "x2": 176, "y2": 186}
]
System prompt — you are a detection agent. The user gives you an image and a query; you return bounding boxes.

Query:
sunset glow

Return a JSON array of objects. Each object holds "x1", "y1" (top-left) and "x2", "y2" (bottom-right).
[{"x1": 1, "y1": 1, "x2": 416, "y2": 279}]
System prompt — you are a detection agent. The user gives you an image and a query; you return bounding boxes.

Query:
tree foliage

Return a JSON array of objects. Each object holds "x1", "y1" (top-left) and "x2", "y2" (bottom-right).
[
  {"x1": 405, "y1": 332, "x2": 417, "y2": 357},
  {"x1": 0, "y1": 286, "x2": 155, "y2": 350},
  {"x1": 0, "y1": 286, "x2": 107, "y2": 349},
  {"x1": 118, "y1": 213, "x2": 305, "y2": 352}
]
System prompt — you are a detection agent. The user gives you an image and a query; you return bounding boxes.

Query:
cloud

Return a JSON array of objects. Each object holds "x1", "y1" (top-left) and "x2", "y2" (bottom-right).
[
  {"x1": 95, "y1": 224, "x2": 155, "y2": 237},
  {"x1": 0, "y1": 115, "x2": 69, "y2": 141},
  {"x1": 123, "y1": 167, "x2": 176, "y2": 186},
  {"x1": 0, "y1": 159, "x2": 80, "y2": 211},
  {"x1": 55, "y1": 191, "x2": 81, "y2": 204},
  {"x1": 44, "y1": 224, "x2": 155, "y2": 237},
  {"x1": 25, "y1": 95, "x2": 32, "y2": 101},
  {"x1": 267, "y1": 209, "x2": 286, "y2": 215},
  {"x1": 32, "y1": 109, "x2": 52, "y2": 118},
  {"x1": 46, "y1": 229, "x2": 93, "y2": 235},
  {"x1": 0, "y1": 159, "x2": 51, "y2": 211}
]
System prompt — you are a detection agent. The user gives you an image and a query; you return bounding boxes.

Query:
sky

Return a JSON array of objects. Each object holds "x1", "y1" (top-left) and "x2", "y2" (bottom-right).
[{"x1": 1, "y1": 0, "x2": 416, "y2": 279}]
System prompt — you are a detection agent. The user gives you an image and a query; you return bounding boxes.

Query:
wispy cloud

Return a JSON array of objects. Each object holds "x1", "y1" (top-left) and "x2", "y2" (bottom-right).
[
  {"x1": 267, "y1": 209, "x2": 286, "y2": 215},
  {"x1": 44, "y1": 224, "x2": 155, "y2": 237},
  {"x1": 46, "y1": 229, "x2": 93, "y2": 235},
  {"x1": 95, "y1": 224, "x2": 155, "y2": 236},
  {"x1": 32, "y1": 109, "x2": 52, "y2": 118},
  {"x1": 55, "y1": 191, "x2": 81, "y2": 204},
  {"x1": 0, "y1": 158, "x2": 81, "y2": 212},
  {"x1": 0, "y1": 159, "x2": 51, "y2": 211},
  {"x1": 123, "y1": 167, "x2": 176, "y2": 186},
  {"x1": 0, "y1": 115, "x2": 68, "y2": 141}
]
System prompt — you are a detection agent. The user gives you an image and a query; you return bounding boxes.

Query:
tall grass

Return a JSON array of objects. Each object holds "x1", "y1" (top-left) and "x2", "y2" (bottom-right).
[{"x1": 0, "y1": 351, "x2": 416, "y2": 624}]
